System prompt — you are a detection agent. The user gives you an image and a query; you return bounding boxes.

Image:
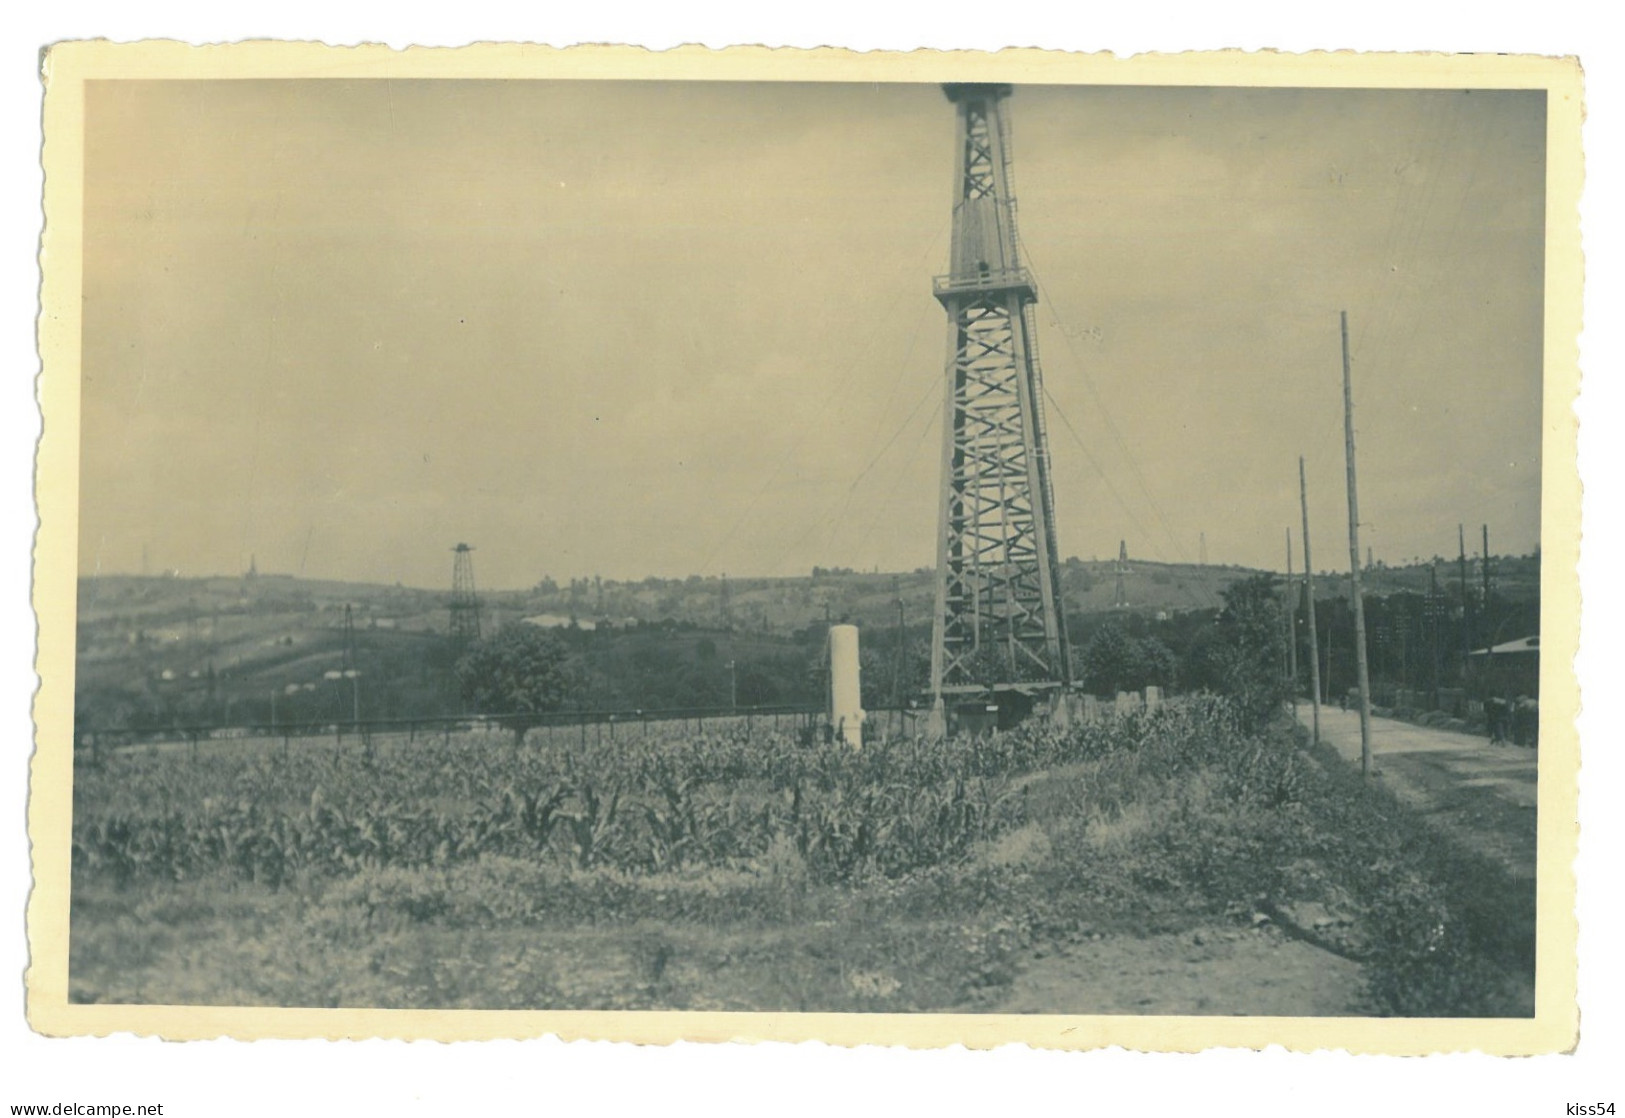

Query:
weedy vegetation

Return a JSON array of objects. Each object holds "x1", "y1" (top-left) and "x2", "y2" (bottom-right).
[{"x1": 70, "y1": 697, "x2": 1532, "y2": 1015}]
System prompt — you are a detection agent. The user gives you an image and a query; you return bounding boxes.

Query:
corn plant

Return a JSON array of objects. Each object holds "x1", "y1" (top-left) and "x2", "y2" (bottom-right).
[{"x1": 564, "y1": 782, "x2": 623, "y2": 869}]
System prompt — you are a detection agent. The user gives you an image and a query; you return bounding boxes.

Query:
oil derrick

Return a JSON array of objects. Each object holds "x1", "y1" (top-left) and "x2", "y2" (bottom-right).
[
  {"x1": 449, "y1": 543, "x2": 482, "y2": 646},
  {"x1": 929, "y1": 83, "x2": 1071, "y2": 709},
  {"x1": 720, "y1": 572, "x2": 733, "y2": 630},
  {"x1": 1113, "y1": 540, "x2": 1129, "y2": 609}
]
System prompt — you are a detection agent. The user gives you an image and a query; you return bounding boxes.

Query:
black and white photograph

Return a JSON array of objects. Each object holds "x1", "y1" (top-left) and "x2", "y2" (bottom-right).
[{"x1": 29, "y1": 43, "x2": 1582, "y2": 1052}]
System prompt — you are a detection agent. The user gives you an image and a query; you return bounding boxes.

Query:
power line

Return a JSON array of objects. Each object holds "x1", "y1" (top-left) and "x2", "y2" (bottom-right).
[
  {"x1": 825, "y1": 387, "x2": 938, "y2": 545},
  {"x1": 848, "y1": 383, "x2": 942, "y2": 563},
  {"x1": 1042, "y1": 388, "x2": 1163, "y2": 563},
  {"x1": 693, "y1": 215, "x2": 952, "y2": 576},
  {"x1": 1016, "y1": 237, "x2": 1199, "y2": 571}
]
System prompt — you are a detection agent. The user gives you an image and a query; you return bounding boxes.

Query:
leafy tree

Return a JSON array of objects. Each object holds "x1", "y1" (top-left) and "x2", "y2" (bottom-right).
[
  {"x1": 1186, "y1": 573, "x2": 1290, "y2": 732},
  {"x1": 1080, "y1": 623, "x2": 1139, "y2": 696},
  {"x1": 1079, "y1": 625, "x2": 1179, "y2": 696},
  {"x1": 1137, "y1": 636, "x2": 1178, "y2": 690},
  {"x1": 455, "y1": 624, "x2": 579, "y2": 744},
  {"x1": 860, "y1": 644, "x2": 931, "y2": 709}
]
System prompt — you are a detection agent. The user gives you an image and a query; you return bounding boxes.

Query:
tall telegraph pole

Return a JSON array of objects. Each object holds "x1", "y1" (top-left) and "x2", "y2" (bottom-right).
[
  {"x1": 1340, "y1": 311, "x2": 1374, "y2": 777},
  {"x1": 1285, "y1": 528, "x2": 1298, "y2": 711},
  {"x1": 1299, "y1": 456, "x2": 1322, "y2": 744},
  {"x1": 928, "y1": 83, "x2": 1070, "y2": 724},
  {"x1": 1459, "y1": 524, "x2": 1474, "y2": 675}
]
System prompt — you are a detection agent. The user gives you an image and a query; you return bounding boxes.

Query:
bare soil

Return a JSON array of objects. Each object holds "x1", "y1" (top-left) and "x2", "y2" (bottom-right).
[{"x1": 994, "y1": 925, "x2": 1368, "y2": 1015}]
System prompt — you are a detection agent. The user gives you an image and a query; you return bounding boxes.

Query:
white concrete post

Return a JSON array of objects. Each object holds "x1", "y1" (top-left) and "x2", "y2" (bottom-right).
[{"x1": 830, "y1": 624, "x2": 865, "y2": 748}]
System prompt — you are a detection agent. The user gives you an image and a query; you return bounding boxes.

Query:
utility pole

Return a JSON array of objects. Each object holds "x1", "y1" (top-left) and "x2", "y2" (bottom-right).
[
  {"x1": 1428, "y1": 561, "x2": 1443, "y2": 708},
  {"x1": 1325, "y1": 606, "x2": 1335, "y2": 707},
  {"x1": 1340, "y1": 311, "x2": 1374, "y2": 778},
  {"x1": 1285, "y1": 527, "x2": 1298, "y2": 714},
  {"x1": 1481, "y1": 523, "x2": 1493, "y2": 646},
  {"x1": 892, "y1": 585, "x2": 906, "y2": 725},
  {"x1": 1300, "y1": 456, "x2": 1322, "y2": 745},
  {"x1": 1459, "y1": 524, "x2": 1474, "y2": 680}
]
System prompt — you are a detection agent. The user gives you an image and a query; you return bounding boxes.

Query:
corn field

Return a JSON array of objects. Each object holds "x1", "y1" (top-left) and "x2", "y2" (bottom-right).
[{"x1": 72, "y1": 696, "x2": 1261, "y2": 893}]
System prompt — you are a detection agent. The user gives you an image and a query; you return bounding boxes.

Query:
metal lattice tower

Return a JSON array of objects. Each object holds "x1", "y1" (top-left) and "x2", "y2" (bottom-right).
[
  {"x1": 929, "y1": 83, "x2": 1071, "y2": 706},
  {"x1": 449, "y1": 543, "x2": 482, "y2": 646}
]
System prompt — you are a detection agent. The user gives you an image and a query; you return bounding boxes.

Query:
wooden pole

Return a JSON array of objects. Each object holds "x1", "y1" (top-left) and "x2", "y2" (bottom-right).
[
  {"x1": 1325, "y1": 605, "x2": 1334, "y2": 703},
  {"x1": 1459, "y1": 523, "x2": 1473, "y2": 674},
  {"x1": 1285, "y1": 527, "x2": 1298, "y2": 712},
  {"x1": 1300, "y1": 456, "x2": 1322, "y2": 745},
  {"x1": 1340, "y1": 311, "x2": 1374, "y2": 778},
  {"x1": 893, "y1": 594, "x2": 906, "y2": 738},
  {"x1": 1429, "y1": 561, "x2": 1443, "y2": 708}
]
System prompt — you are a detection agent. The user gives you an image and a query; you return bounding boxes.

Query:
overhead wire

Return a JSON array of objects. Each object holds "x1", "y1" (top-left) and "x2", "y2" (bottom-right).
[
  {"x1": 1017, "y1": 242, "x2": 1227, "y2": 613},
  {"x1": 761, "y1": 297, "x2": 944, "y2": 577},
  {"x1": 820, "y1": 302, "x2": 942, "y2": 553},
  {"x1": 1017, "y1": 240, "x2": 1190, "y2": 564},
  {"x1": 1042, "y1": 387, "x2": 1166, "y2": 568},
  {"x1": 692, "y1": 214, "x2": 951, "y2": 576},
  {"x1": 847, "y1": 378, "x2": 943, "y2": 563}
]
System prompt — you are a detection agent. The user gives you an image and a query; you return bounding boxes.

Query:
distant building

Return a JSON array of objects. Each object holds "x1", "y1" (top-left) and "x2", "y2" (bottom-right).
[{"x1": 1470, "y1": 635, "x2": 1539, "y2": 699}]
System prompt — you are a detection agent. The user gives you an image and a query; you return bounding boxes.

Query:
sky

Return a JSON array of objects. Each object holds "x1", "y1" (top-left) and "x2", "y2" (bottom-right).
[{"x1": 77, "y1": 79, "x2": 1547, "y2": 589}]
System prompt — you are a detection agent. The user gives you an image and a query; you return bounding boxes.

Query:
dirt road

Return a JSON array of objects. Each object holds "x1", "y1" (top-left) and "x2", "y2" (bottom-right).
[{"x1": 1300, "y1": 706, "x2": 1537, "y2": 880}]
